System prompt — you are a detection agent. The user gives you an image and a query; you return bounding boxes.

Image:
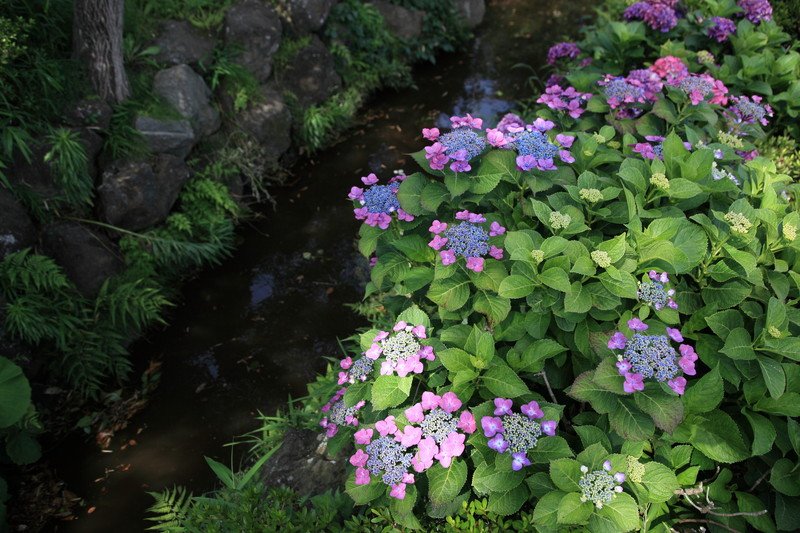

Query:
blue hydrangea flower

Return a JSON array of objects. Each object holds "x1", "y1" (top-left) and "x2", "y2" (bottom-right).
[
  {"x1": 438, "y1": 128, "x2": 487, "y2": 161},
  {"x1": 623, "y1": 334, "x2": 680, "y2": 382},
  {"x1": 365, "y1": 436, "x2": 415, "y2": 486},
  {"x1": 443, "y1": 222, "x2": 491, "y2": 259},
  {"x1": 579, "y1": 461, "x2": 625, "y2": 509}
]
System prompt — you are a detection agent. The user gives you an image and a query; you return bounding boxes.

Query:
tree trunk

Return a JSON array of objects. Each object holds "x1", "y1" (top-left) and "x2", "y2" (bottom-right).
[{"x1": 73, "y1": 0, "x2": 130, "y2": 104}]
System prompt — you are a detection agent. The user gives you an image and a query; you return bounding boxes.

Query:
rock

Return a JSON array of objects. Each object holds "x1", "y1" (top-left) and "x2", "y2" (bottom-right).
[
  {"x1": 237, "y1": 86, "x2": 293, "y2": 159},
  {"x1": 98, "y1": 155, "x2": 192, "y2": 232},
  {"x1": 224, "y1": 0, "x2": 282, "y2": 82},
  {"x1": 369, "y1": 1, "x2": 424, "y2": 40},
  {"x1": 453, "y1": 0, "x2": 485, "y2": 28},
  {"x1": 152, "y1": 20, "x2": 215, "y2": 66},
  {"x1": 282, "y1": 0, "x2": 337, "y2": 34},
  {"x1": 134, "y1": 116, "x2": 196, "y2": 159},
  {"x1": 277, "y1": 35, "x2": 341, "y2": 108},
  {"x1": 40, "y1": 222, "x2": 124, "y2": 297},
  {"x1": 261, "y1": 429, "x2": 349, "y2": 495},
  {"x1": 77, "y1": 128, "x2": 105, "y2": 180},
  {"x1": 153, "y1": 65, "x2": 221, "y2": 137},
  {"x1": 0, "y1": 188, "x2": 36, "y2": 259},
  {"x1": 64, "y1": 98, "x2": 113, "y2": 130},
  {"x1": 5, "y1": 144, "x2": 60, "y2": 202}
]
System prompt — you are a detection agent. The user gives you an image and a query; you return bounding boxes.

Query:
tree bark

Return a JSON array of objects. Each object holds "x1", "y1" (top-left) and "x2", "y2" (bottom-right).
[{"x1": 73, "y1": 0, "x2": 130, "y2": 104}]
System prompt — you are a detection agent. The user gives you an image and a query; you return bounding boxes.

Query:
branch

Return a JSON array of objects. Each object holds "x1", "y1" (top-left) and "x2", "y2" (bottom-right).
[{"x1": 674, "y1": 518, "x2": 740, "y2": 533}]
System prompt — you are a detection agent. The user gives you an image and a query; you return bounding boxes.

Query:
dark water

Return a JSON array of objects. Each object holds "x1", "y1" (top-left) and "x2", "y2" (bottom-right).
[{"x1": 51, "y1": 1, "x2": 591, "y2": 530}]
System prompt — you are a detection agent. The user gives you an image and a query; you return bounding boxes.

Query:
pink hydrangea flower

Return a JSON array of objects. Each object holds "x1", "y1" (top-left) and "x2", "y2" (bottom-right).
[
  {"x1": 422, "y1": 127, "x2": 440, "y2": 141},
  {"x1": 623, "y1": 372, "x2": 645, "y2": 393},
  {"x1": 668, "y1": 376, "x2": 687, "y2": 395},
  {"x1": 493, "y1": 397, "x2": 514, "y2": 416},
  {"x1": 627, "y1": 318, "x2": 649, "y2": 331}
]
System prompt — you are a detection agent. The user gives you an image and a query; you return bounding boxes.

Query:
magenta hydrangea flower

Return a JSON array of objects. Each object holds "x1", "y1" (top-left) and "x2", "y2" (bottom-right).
[
  {"x1": 350, "y1": 172, "x2": 414, "y2": 229},
  {"x1": 624, "y1": 1, "x2": 679, "y2": 32},
  {"x1": 491, "y1": 118, "x2": 574, "y2": 171},
  {"x1": 546, "y1": 42, "x2": 581, "y2": 65},
  {"x1": 424, "y1": 114, "x2": 487, "y2": 172},
  {"x1": 337, "y1": 354, "x2": 376, "y2": 385},
  {"x1": 649, "y1": 56, "x2": 688, "y2": 86},
  {"x1": 608, "y1": 321, "x2": 698, "y2": 396},
  {"x1": 708, "y1": 17, "x2": 737, "y2": 42},
  {"x1": 349, "y1": 414, "x2": 418, "y2": 499},
  {"x1": 737, "y1": 0, "x2": 772, "y2": 24},
  {"x1": 632, "y1": 135, "x2": 666, "y2": 160},
  {"x1": 537, "y1": 85, "x2": 593, "y2": 119},
  {"x1": 726, "y1": 95, "x2": 773, "y2": 127},
  {"x1": 361, "y1": 321, "x2": 435, "y2": 378},
  {"x1": 480, "y1": 399, "x2": 557, "y2": 470},
  {"x1": 637, "y1": 270, "x2": 678, "y2": 310},
  {"x1": 677, "y1": 74, "x2": 729, "y2": 105},
  {"x1": 320, "y1": 388, "x2": 366, "y2": 437},
  {"x1": 428, "y1": 212, "x2": 504, "y2": 272}
]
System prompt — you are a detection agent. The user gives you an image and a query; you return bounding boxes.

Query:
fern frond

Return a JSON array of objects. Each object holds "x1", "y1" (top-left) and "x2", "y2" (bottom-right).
[{"x1": 145, "y1": 486, "x2": 193, "y2": 532}]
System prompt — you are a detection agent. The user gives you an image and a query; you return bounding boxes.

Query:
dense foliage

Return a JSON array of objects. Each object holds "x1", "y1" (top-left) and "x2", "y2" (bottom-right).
[{"x1": 150, "y1": 0, "x2": 800, "y2": 531}]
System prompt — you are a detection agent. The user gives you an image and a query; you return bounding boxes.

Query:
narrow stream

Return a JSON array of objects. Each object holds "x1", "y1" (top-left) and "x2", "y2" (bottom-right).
[{"x1": 52, "y1": 1, "x2": 591, "y2": 530}]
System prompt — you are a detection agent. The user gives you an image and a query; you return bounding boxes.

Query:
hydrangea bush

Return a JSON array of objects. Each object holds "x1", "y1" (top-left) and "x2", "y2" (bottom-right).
[{"x1": 310, "y1": 0, "x2": 800, "y2": 530}]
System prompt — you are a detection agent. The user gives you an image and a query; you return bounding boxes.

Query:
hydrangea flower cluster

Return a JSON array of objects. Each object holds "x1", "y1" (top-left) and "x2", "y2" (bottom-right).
[
  {"x1": 712, "y1": 162, "x2": 741, "y2": 186},
  {"x1": 423, "y1": 114, "x2": 486, "y2": 172},
  {"x1": 637, "y1": 270, "x2": 678, "y2": 310},
  {"x1": 486, "y1": 118, "x2": 575, "y2": 171},
  {"x1": 428, "y1": 211, "x2": 505, "y2": 272},
  {"x1": 320, "y1": 389, "x2": 366, "y2": 437},
  {"x1": 337, "y1": 355, "x2": 375, "y2": 385},
  {"x1": 349, "y1": 172, "x2": 414, "y2": 229},
  {"x1": 726, "y1": 95, "x2": 773, "y2": 127},
  {"x1": 546, "y1": 42, "x2": 581, "y2": 65},
  {"x1": 350, "y1": 392, "x2": 476, "y2": 499},
  {"x1": 708, "y1": 17, "x2": 737, "y2": 42},
  {"x1": 737, "y1": 0, "x2": 772, "y2": 24},
  {"x1": 624, "y1": 0, "x2": 680, "y2": 33},
  {"x1": 359, "y1": 321, "x2": 435, "y2": 378},
  {"x1": 481, "y1": 399, "x2": 557, "y2": 471},
  {"x1": 678, "y1": 74, "x2": 729, "y2": 105},
  {"x1": 537, "y1": 85, "x2": 593, "y2": 119},
  {"x1": 599, "y1": 70, "x2": 663, "y2": 119},
  {"x1": 608, "y1": 319, "x2": 698, "y2": 395},
  {"x1": 579, "y1": 461, "x2": 626, "y2": 509},
  {"x1": 649, "y1": 56, "x2": 688, "y2": 85}
]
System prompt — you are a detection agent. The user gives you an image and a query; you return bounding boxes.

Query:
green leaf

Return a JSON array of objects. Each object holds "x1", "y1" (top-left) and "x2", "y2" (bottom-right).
[
  {"x1": 396, "y1": 172, "x2": 428, "y2": 216},
  {"x1": 539, "y1": 268, "x2": 571, "y2": 293},
  {"x1": 634, "y1": 387, "x2": 684, "y2": 433},
  {"x1": 673, "y1": 411, "x2": 749, "y2": 463},
  {"x1": 565, "y1": 281, "x2": 592, "y2": 314},
  {"x1": 608, "y1": 397, "x2": 655, "y2": 441},
  {"x1": 438, "y1": 348, "x2": 473, "y2": 373},
  {"x1": 743, "y1": 410, "x2": 776, "y2": 456},
  {"x1": 427, "y1": 275, "x2": 471, "y2": 311},
  {"x1": 498, "y1": 274, "x2": 536, "y2": 299},
  {"x1": 683, "y1": 367, "x2": 724, "y2": 414},
  {"x1": 527, "y1": 436, "x2": 574, "y2": 463},
  {"x1": 557, "y1": 492, "x2": 594, "y2": 525},
  {"x1": 770, "y1": 458, "x2": 800, "y2": 496},
  {"x1": 549, "y1": 458, "x2": 583, "y2": 492},
  {"x1": 473, "y1": 291, "x2": 511, "y2": 324},
  {"x1": 420, "y1": 181, "x2": 449, "y2": 212},
  {"x1": 639, "y1": 462, "x2": 679, "y2": 503},
  {"x1": 0, "y1": 357, "x2": 31, "y2": 428},
  {"x1": 758, "y1": 356, "x2": 786, "y2": 398},
  {"x1": 592, "y1": 492, "x2": 639, "y2": 532},
  {"x1": 599, "y1": 266, "x2": 638, "y2": 300},
  {"x1": 345, "y1": 477, "x2": 385, "y2": 505},
  {"x1": 396, "y1": 305, "x2": 431, "y2": 329},
  {"x1": 5, "y1": 432, "x2": 41, "y2": 465},
  {"x1": 504, "y1": 231, "x2": 535, "y2": 260},
  {"x1": 482, "y1": 365, "x2": 530, "y2": 398},
  {"x1": 721, "y1": 328, "x2": 756, "y2": 360},
  {"x1": 427, "y1": 460, "x2": 467, "y2": 504},
  {"x1": 371, "y1": 375, "x2": 412, "y2": 410},
  {"x1": 472, "y1": 460, "x2": 524, "y2": 494},
  {"x1": 357, "y1": 223, "x2": 383, "y2": 257},
  {"x1": 487, "y1": 484, "x2": 529, "y2": 516},
  {"x1": 532, "y1": 491, "x2": 565, "y2": 528}
]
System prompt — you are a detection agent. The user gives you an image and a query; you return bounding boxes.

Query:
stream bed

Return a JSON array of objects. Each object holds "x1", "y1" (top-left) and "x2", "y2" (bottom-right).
[{"x1": 51, "y1": 1, "x2": 591, "y2": 530}]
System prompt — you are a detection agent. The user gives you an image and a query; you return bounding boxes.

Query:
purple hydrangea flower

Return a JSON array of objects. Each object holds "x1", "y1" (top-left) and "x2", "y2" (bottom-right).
[
  {"x1": 624, "y1": 1, "x2": 679, "y2": 32},
  {"x1": 320, "y1": 388, "x2": 365, "y2": 437},
  {"x1": 480, "y1": 399, "x2": 557, "y2": 470},
  {"x1": 497, "y1": 118, "x2": 574, "y2": 171},
  {"x1": 737, "y1": 0, "x2": 772, "y2": 24},
  {"x1": 547, "y1": 42, "x2": 581, "y2": 65},
  {"x1": 726, "y1": 95, "x2": 773, "y2": 127},
  {"x1": 599, "y1": 70, "x2": 662, "y2": 118},
  {"x1": 637, "y1": 271, "x2": 678, "y2": 310},
  {"x1": 424, "y1": 114, "x2": 486, "y2": 172},
  {"x1": 361, "y1": 321, "x2": 435, "y2": 378},
  {"x1": 608, "y1": 323, "x2": 698, "y2": 395},
  {"x1": 579, "y1": 461, "x2": 626, "y2": 509},
  {"x1": 428, "y1": 212, "x2": 504, "y2": 272},
  {"x1": 708, "y1": 17, "x2": 737, "y2": 42},
  {"x1": 537, "y1": 85, "x2": 593, "y2": 119},
  {"x1": 350, "y1": 172, "x2": 414, "y2": 229}
]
